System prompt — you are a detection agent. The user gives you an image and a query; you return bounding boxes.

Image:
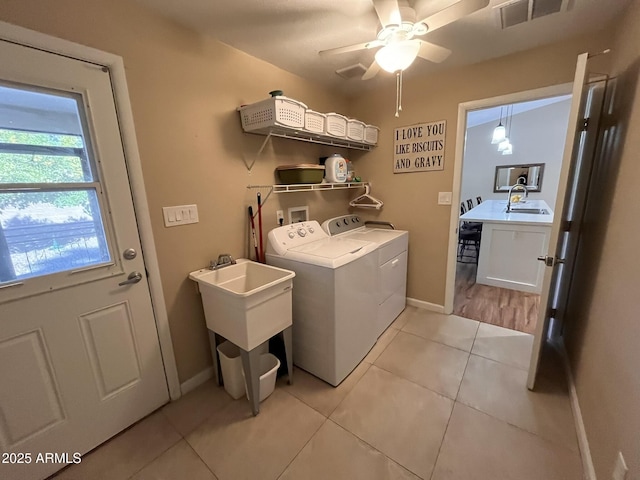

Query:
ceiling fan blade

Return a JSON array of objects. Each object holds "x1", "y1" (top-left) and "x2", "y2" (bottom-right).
[
  {"x1": 417, "y1": 0, "x2": 490, "y2": 33},
  {"x1": 319, "y1": 39, "x2": 383, "y2": 56},
  {"x1": 362, "y1": 61, "x2": 381, "y2": 80},
  {"x1": 372, "y1": 0, "x2": 402, "y2": 27},
  {"x1": 416, "y1": 40, "x2": 452, "y2": 63}
]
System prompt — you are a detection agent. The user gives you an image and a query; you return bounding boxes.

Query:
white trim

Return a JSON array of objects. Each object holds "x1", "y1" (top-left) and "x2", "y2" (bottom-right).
[
  {"x1": 557, "y1": 340, "x2": 596, "y2": 480},
  {"x1": 180, "y1": 367, "x2": 216, "y2": 395},
  {"x1": 406, "y1": 297, "x2": 445, "y2": 313},
  {"x1": 0, "y1": 20, "x2": 181, "y2": 400},
  {"x1": 443, "y1": 83, "x2": 574, "y2": 315}
]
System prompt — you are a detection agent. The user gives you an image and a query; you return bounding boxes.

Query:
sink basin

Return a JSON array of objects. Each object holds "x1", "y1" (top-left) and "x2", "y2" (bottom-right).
[
  {"x1": 507, "y1": 208, "x2": 549, "y2": 215},
  {"x1": 189, "y1": 259, "x2": 295, "y2": 351}
]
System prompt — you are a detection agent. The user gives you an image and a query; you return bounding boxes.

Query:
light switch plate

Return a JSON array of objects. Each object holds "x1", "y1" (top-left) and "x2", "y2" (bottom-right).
[
  {"x1": 438, "y1": 192, "x2": 452, "y2": 205},
  {"x1": 163, "y1": 204, "x2": 199, "y2": 227}
]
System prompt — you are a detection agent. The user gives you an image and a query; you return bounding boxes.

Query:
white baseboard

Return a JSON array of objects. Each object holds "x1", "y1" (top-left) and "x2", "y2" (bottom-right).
[
  {"x1": 406, "y1": 297, "x2": 445, "y2": 313},
  {"x1": 180, "y1": 366, "x2": 215, "y2": 395},
  {"x1": 558, "y1": 341, "x2": 596, "y2": 480}
]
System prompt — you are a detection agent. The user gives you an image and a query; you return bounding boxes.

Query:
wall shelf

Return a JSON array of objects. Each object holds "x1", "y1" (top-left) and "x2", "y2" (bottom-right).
[
  {"x1": 247, "y1": 182, "x2": 369, "y2": 203},
  {"x1": 244, "y1": 128, "x2": 375, "y2": 151}
]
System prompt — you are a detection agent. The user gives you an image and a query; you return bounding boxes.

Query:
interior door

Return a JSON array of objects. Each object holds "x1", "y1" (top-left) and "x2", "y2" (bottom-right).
[
  {"x1": 0, "y1": 40, "x2": 168, "y2": 479},
  {"x1": 527, "y1": 52, "x2": 595, "y2": 388}
]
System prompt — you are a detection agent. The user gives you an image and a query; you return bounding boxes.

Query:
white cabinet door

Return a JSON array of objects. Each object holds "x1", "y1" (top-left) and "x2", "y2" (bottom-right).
[
  {"x1": 476, "y1": 223, "x2": 550, "y2": 293},
  {"x1": 0, "y1": 40, "x2": 168, "y2": 479}
]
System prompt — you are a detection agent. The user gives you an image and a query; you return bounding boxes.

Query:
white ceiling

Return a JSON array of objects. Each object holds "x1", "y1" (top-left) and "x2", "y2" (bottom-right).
[
  {"x1": 135, "y1": 0, "x2": 630, "y2": 96},
  {"x1": 466, "y1": 94, "x2": 571, "y2": 127}
]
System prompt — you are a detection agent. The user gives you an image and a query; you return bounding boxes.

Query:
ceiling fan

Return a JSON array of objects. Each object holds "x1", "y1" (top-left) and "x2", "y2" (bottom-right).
[{"x1": 319, "y1": 0, "x2": 490, "y2": 80}]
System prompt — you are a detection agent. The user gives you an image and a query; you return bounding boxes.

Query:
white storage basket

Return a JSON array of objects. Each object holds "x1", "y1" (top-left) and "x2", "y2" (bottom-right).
[
  {"x1": 325, "y1": 113, "x2": 348, "y2": 138},
  {"x1": 239, "y1": 96, "x2": 307, "y2": 132},
  {"x1": 364, "y1": 124, "x2": 380, "y2": 145},
  {"x1": 304, "y1": 110, "x2": 326, "y2": 134},
  {"x1": 347, "y1": 119, "x2": 365, "y2": 141}
]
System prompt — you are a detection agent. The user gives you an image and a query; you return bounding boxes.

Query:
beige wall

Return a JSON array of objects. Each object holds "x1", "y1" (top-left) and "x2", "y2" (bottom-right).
[
  {"x1": 3, "y1": 11, "x2": 637, "y2": 475},
  {"x1": 350, "y1": 32, "x2": 612, "y2": 305},
  {"x1": 0, "y1": 0, "x2": 360, "y2": 383},
  {"x1": 564, "y1": 0, "x2": 640, "y2": 479}
]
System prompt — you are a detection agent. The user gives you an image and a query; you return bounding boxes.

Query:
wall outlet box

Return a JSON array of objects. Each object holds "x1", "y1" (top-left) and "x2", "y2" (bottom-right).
[
  {"x1": 438, "y1": 192, "x2": 452, "y2": 205},
  {"x1": 612, "y1": 451, "x2": 628, "y2": 480},
  {"x1": 288, "y1": 206, "x2": 308, "y2": 224},
  {"x1": 163, "y1": 204, "x2": 199, "y2": 227},
  {"x1": 276, "y1": 210, "x2": 284, "y2": 225}
]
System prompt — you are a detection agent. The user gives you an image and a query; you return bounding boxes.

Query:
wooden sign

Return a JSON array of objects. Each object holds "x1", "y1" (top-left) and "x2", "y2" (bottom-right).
[{"x1": 393, "y1": 120, "x2": 446, "y2": 173}]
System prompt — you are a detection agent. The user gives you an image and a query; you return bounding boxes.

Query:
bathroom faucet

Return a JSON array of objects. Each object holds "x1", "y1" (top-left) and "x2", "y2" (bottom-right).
[
  {"x1": 506, "y1": 184, "x2": 529, "y2": 212},
  {"x1": 209, "y1": 254, "x2": 236, "y2": 270}
]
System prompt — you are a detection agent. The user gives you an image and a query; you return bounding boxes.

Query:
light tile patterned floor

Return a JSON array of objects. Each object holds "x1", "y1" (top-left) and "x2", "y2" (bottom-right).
[{"x1": 53, "y1": 307, "x2": 582, "y2": 480}]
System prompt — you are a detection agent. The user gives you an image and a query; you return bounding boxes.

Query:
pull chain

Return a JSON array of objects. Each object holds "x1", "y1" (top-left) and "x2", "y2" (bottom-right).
[
  {"x1": 395, "y1": 70, "x2": 404, "y2": 118},
  {"x1": 395, "y1": 72, "x2": 400, "y2": 117}
]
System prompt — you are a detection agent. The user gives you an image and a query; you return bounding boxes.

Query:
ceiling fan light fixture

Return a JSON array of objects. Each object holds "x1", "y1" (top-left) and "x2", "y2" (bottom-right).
[{"x1": 375, "y1": 40, "x2": 420, "y2": 73}]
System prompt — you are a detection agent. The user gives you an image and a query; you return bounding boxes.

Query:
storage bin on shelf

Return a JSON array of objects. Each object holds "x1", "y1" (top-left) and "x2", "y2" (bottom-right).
[
  {"x1": 325, "y1": 113, "x2": 348, "y2": 138},
  {"x1": 364, "y1": 124, "x2": 380, "y2": 145},
  {"x1": 347, "y1": 119, "x2": 365, "y2": 141},
  {"x1": 239, "y1": 96, "x2": 307, "y2": 132},
  {"x1": 276, "y1": 164, "x2": 325, "y2": 184},
  {"x1": 304, "y1": 110, "x2": 326, "y2": 134}
]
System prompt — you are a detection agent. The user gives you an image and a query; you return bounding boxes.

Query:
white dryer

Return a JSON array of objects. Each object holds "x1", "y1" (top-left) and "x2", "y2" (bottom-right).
[
  {"x1": 321, "y1": 215, "x2": 409, "y2": 338},
  {"x1": 266, "y1": 221, "x2": 378, "y2": 386}
]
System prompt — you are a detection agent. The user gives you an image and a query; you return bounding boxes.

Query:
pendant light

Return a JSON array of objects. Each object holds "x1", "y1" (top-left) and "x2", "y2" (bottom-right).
[
  {"x1": 502, "y1": 104, "x2": 514, "y2": 155},
  {"x1": 491, "y1": 107, "x2": 506, "y2": 144}
]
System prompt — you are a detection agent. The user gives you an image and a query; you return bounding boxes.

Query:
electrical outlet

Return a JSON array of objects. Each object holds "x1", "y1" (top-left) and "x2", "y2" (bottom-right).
[
  {"x1": 612, "y1": 452, "x2": 628, "y2": 480},
  {"x1": 276, "y1": 210, "x2": 284, "y2": 225}
]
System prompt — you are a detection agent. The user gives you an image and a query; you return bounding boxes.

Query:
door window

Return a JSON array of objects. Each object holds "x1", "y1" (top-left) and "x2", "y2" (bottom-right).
[{"x1": 0, "y1": 83, "x2": 112, "y2": 285}]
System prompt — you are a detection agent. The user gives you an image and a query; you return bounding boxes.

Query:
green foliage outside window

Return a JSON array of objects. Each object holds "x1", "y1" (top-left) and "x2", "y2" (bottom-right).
[{"x1": 0, "y1": 129, "x2": 91, "y2": 212}]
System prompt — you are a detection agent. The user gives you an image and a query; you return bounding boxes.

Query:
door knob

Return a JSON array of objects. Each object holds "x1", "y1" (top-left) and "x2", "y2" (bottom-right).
[
  {"x1": 537, "y1": 256, "x2": 565, "y2": 267},
  {"x1": 118, "y1": 271, "x2": 143, "y2": 286}
]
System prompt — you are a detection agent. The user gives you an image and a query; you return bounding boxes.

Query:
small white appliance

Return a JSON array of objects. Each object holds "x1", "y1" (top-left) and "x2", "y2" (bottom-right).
[
  {"x1": 321, "y1": 215, "x2": 409, "y2": 338},
  {"x1": 266, "y1": 221, "x2": 378, "y2": 386}
]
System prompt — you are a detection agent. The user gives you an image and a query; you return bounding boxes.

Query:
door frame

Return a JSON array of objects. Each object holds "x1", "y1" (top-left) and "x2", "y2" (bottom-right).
[
  {"x1": 0, "y1": 20, "x2": 181, "y2": 400},
  {"x1": 443, "y1": 83, "x2": 573, "y2": 316}
]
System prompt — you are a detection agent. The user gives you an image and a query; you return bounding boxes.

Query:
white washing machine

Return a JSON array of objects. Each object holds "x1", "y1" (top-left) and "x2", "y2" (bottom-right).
[
  {"x1": 321, "y1": 215, "x2": 409, "y2": 338},
  {"x1": 266, "y1": 221, "x2": 378, "y2": 386}
]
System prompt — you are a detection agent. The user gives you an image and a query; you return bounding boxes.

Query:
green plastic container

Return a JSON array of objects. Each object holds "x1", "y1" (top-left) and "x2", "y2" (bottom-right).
[{"x1": 276, "y1": 164, "x2": 325, "y2": 184}]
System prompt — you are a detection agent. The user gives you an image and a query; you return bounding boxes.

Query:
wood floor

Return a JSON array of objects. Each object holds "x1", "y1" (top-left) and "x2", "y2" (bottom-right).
[{"x1": 453, "y1": 262, "x2": 540, "y2": 334}]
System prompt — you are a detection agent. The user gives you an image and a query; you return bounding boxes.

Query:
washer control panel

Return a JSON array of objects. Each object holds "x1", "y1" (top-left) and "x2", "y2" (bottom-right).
[
  {"x1": 267, "y1": 221, "x2": 327, "y2": 256},
  {"x1": 321, "y1": 215, "x2": 363, "y2": 236}
]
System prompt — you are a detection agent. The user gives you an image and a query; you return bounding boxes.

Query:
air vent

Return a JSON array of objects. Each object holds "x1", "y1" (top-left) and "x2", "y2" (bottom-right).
[
  {"x1": 496, "y1": 0, "x2": 570, "y2": 28},
  {"x1": 335, "y1": 64, "x2": 368, "y2": 79}
]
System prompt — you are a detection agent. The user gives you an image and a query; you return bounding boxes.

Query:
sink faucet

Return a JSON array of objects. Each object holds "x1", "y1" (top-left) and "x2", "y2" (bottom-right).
[
  {"x1": 506, "y1": 184, "x2": 529, "y2": 212},
  {"x1": 209, "y1": 254, "x2": 236, "y2": 270}
]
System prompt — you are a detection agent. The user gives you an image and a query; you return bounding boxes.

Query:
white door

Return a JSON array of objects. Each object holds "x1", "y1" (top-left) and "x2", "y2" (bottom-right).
[
  {"x1": 0, "y1": 40, "x2": 168, "y2": 479},
  {"x1": 527, "y1": 53, "x2": 592, "y2": 388}
]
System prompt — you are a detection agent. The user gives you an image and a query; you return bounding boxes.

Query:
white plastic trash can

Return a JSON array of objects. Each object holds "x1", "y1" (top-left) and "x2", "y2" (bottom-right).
[
  {"x1": 217, "y1": 341, "x2": 245, "y2": 400},
  {"x1": 244, "y1": 353, "x2": 281, "y2": 402}
]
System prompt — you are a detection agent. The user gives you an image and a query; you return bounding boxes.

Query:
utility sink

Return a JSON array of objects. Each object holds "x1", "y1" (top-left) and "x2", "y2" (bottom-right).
[
  {"x1": 189, "y1": 259, "x2": 295, "y2": 351},
  {"x1": 507, "y1": 208, "x2": 550, "y2": 214}
]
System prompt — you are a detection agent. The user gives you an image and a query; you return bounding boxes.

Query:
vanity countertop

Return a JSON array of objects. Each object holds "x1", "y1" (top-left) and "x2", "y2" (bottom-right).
[{"x1": 460, "y1": 199, "x2": 554, "y2": 226}]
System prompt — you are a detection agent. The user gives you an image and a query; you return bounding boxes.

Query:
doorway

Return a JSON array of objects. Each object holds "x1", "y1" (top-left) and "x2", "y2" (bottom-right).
[
  {"x1": 0, "y1": 24, "x2": 178, "y2": 480},
  {"x1": 453, "y1": 94, "x2": 573, "y2": 334}
]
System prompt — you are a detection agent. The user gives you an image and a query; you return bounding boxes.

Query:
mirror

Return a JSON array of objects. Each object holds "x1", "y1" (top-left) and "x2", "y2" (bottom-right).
[{"x1": 494, "y1": 163, "x2": 545, "y2": 192}]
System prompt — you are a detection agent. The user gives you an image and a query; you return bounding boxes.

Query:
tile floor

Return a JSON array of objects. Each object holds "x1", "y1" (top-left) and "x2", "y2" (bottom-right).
[{"x1": 52, "y1": 307, "x2": 582, "y2": 480}]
